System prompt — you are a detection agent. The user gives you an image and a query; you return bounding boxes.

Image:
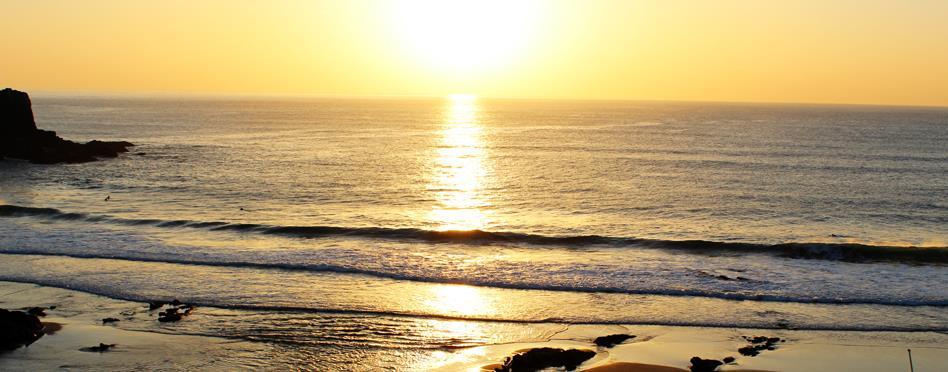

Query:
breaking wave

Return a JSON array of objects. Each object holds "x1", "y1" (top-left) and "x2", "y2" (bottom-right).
[{"x1": 2, "y1": 204, "x2": 946, "y2": 264}]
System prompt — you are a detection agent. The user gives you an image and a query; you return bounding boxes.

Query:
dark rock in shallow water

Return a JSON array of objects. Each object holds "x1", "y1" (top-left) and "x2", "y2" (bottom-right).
[
  {"x1": 594, "y1": 333, "x2": 635, "y2": 348},
  {"x1": 79, "y1": 343, "x2": 116, "y2": 352},
  {"x1": 722, "y1": 356, "x2": 736, "y2": 364},
  {"x1": 84, "y1": 140, "x2": 135, "y2": 158},
  {"x1": 689, "y1": 357, "x2": 723, "y2": 372},
  {"x1": 0, "y1": 308, "x2": 45, "y2": 350},
  {"x1": 494, "y1": 347, "x2": 596, "y2": 372},
  {"x1": 101, "y1": 317, "x2": 120, "y2": 324},
  {"x1": 158, "y1": 314, "x2": 181, "y2": 323},
  {"x1": 157, "y1": 302, "x2": 194, "y2": 322},
  {"x1": 0, "y1": 88, "x2": 133, "y2": 164},
  {"x1": 147, "y1": 301, "x2": 166, "y2": 310},
  {"x1": 158, "y1": 308, "x2": 182, "y2": 322}
]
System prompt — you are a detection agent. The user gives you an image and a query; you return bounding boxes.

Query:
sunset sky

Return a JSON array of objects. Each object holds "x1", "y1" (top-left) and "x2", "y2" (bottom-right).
[{"x1": 3, "y1": 0, "x2": 948, "y2": 106}]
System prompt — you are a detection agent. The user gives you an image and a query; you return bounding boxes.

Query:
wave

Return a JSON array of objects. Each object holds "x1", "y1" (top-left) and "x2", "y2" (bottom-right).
[
  {"x1": 1, "y1": 249, "x2": 945, "y2": 307},
  {"x1": 0, "y1": 277, "x2": 944, "y2": 332},
  {"x1": 2, "y1": 204, "x2": 946, "y2": 264}
]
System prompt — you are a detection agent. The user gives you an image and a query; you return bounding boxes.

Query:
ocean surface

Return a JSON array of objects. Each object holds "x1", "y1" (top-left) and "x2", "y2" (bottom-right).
[{"x1": 1, "y1": 95, "x2": 946, "y2": 368}]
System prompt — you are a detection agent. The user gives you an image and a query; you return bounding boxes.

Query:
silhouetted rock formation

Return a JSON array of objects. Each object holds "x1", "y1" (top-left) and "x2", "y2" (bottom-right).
[
  {"x1": 79, "y1": 343, "x2": 116, "y2": 352},
  {"x1": 148, "y1": 301, "x2": 166, "y2": 310},
  {"x1": 26, "y1": 307, "x2": 47, "y2": 317},
  {"x1": 593, "y1": 333, "x2": 635, "y2": 348},
  {"x1": 689, "y1": 357, "x2": 723, "y2": 372},
  {"x1": 0, "y1": 88, "x2": 133, "y2": 164},
  {"x1": 738, "y1": 335, "x2": 783, "y2": 356},
  {"x1": 155, "y1": 300, "x2": 195, "y2": 322},
  {"x1": 493, "y1": 348, "x2": 596, "y2": 371},
  {"x1": 0, "y1": 308, "x2": 45, "y2": 350}
]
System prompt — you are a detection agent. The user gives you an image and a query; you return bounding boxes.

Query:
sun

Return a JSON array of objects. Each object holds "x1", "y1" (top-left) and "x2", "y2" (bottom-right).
[{"x1": 389, "y1": 0, "x2": 541, "y2": 74}]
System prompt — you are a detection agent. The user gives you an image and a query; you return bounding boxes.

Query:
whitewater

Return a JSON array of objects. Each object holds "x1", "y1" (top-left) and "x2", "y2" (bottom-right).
[{"x1": 1, "y1": 95, "x2": 945, "y2": 339}]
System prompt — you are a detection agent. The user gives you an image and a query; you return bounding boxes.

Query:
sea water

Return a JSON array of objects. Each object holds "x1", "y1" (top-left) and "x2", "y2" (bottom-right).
[{"x1": 0, "y1": 95, "x2": 945, "y2": 368}]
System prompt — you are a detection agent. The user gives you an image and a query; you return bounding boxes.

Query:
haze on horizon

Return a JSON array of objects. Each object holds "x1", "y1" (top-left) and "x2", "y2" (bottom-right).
[{"x1": 3, "y1": 0, "x2": 948, "y2": 107}]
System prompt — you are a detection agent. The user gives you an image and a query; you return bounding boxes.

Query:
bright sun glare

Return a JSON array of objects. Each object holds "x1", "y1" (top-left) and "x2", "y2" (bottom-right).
[{"x1": 390, "y1": 0, "x2": 541, "y2": 74}]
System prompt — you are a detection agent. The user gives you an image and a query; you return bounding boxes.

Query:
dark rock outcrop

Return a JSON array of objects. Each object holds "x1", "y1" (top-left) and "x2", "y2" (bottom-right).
[
  {"x1": 79, "y1": 343, "x2": 116, "y2": 352},
  {"x1": 101, "y1": 317, "x2": 120, "y2": 324},
  {"x1": 689, "y1": 357, "x2": 723, "y2": 372},
  {"x1": 156, "y1": 301, "x2": 194, "y2": 322},
  {"x1": 0, "y1": 308, "x2": 45, "y2": 350},
  {"x1": 494, "y1": 348, "x2": 596, "y2": 372},
  {"x1": 26, "y1": 307, "x2": 47, "y2": 317},
  {"x1": 0, "y1": 88, "x2": 36, "y2": 133},
  {"x1": 593, "y1": 334, "x2": 635, "y2": 348},
  {"x1": 148, "y1": 301, "x2": 166, "y2": 310},
  {"x1": 0, "y1": 88, "x2": 133, "y2": 164},
  {"x1": 738, "y1": 335, "x2": 783, "y2": 357}
]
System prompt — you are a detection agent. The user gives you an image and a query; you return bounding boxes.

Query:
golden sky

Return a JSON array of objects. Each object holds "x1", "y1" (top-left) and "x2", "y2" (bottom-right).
[{"x1": 3, "y1": 0, "x2": 948, "y2": 106}]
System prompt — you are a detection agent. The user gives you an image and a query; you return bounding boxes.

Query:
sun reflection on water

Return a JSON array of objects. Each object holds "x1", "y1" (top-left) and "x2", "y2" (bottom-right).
[
  {"x1": 418, "y1": 284, "x2": 496, "y2": 370},
  {"x1": 424, "y1": 285, "x2": 492, "y2": 317},
  {"x1": 429, "y1": 94, "x2": 490, "y2": 231}
]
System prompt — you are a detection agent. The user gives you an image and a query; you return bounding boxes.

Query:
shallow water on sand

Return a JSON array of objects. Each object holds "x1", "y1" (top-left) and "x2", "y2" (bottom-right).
[{"x1": 0, "y1": 95, "x2": 946, "y2": 365}]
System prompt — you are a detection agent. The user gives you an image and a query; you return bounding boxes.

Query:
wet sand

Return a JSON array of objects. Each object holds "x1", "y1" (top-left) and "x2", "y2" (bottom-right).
[
  {"x1": 584, "y1": 362, "x2": 690, "y2": 372},
  {"x1": 2, "y1": 281, "x2": 946, "y2": 371},
  {"x1": 0, "y1": 281, "x2": 274, "y2": 370},
  {"x1": 424, "y1": 320, "x2": 948, "y2": 371}
]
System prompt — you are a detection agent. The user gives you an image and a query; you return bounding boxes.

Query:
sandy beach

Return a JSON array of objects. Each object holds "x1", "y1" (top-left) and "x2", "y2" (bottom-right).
[
  {"x1": 0, "y1": 281, "x2": 277, "y2": 370},
  {"x1": 427, "y1": 326, "x2": 948, "y2": 371},
  {"x1": 2, "y1": 280, "x2": 945, "y2": 371}
]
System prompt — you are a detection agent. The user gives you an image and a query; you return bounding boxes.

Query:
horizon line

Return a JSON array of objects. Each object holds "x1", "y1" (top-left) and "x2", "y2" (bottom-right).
[{"x1": 20, "y1": 88, "x2": 948, "y2": 110}]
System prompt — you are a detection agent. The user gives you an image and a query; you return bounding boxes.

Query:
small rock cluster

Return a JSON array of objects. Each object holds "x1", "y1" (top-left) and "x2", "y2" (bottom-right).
[
  {"x1": 738, "y1": 335, "x2": 783, "y2": 357},
  {"x1": 150, "y1": 299, "x2": 195, "y2": 322},
  {"x1": 715, "y1": 274, "x2": 749, "y2": 281},
  {"x1": 688, "y1": 335, "x2": 785, "y2": 371}
]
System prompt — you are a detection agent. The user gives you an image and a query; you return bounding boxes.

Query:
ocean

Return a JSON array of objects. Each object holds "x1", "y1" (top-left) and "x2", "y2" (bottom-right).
[{"x1": 1, "y1": 95, "x2": 946, "y2": 369}]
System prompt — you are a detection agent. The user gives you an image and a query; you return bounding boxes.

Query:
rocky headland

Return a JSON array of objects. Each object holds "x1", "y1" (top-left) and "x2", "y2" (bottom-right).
[{"x1": 0, "y1": 88, "x2": 133, "y2": 164}]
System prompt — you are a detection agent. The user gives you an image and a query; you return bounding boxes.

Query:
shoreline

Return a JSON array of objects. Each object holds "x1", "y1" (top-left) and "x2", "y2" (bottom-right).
[
  {"x1": 0, "y1": 281, "x2": 276, "y2": 371},
  {"x1": 2, "y1": 281, "x2": 946, "y2": 371},
  {"x1": 0, "y1": 271, "x2": 943, "y2": 333}
]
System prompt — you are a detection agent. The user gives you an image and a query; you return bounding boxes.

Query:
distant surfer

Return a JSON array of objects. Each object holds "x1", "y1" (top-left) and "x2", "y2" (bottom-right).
[{"x1": 104, "y1": 195, "x2": 110, "y2": 202}]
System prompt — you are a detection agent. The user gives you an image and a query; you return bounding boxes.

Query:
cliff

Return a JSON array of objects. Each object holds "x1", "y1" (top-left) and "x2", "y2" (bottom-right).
[{"x1": 0, "y1": 88, "x2": 133, "y2": 164}]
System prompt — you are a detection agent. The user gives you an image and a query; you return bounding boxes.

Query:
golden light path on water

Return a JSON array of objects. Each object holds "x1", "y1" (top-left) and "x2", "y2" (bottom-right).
[
  {"x1": 429, "y1": 93, "x2": 490, "y2": 231},
  {"x1": 420, "y1": 95, "x2": 495, "y2": 367}
]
